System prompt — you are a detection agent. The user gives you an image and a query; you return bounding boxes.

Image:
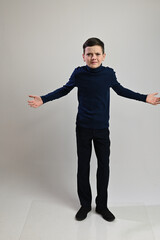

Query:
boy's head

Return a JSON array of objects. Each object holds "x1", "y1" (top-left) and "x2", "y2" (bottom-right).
[
  {"x1": 82, "y1": 37, "x2": 106, "y2": 69},
  {"x1": 83, "y1": 37, "x2": 105, "y2": 54}
]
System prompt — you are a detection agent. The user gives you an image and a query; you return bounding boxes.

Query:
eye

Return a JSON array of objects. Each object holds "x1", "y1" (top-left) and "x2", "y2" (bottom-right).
[{"x1": 96, "y1": 53, "x2": 101, "y2": 56}]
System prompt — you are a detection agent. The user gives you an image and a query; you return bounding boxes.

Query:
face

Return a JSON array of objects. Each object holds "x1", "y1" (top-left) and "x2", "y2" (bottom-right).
[{"x1": 83, "y1": 45, "x2": 106, "y2": 69}]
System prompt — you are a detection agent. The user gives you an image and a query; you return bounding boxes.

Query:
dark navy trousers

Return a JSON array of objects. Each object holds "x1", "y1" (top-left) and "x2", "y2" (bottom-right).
[{"x1": 76, "y1": 126, "x2": 110, "y2": 209}]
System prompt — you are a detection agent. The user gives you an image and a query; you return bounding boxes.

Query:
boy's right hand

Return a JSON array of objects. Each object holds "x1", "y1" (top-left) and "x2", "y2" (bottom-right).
[{"x1": 28, "y1": 95, "x2": 43, "y2": 108}]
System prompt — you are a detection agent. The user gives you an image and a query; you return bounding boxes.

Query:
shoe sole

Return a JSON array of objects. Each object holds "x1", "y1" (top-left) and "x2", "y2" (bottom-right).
[
  {"x1": 75, "y1": 210, "x2": 91, "y2": 221},
  {"x1": 95, "y1": 210, "x2": 115, "y2": 222}
]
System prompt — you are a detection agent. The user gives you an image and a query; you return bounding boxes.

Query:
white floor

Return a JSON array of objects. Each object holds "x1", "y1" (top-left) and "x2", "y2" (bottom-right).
[
  {"x1": 0, "y1": 172, "x2": 160, "y2": 240},
  {"x1": 19, "y1": 201, "x2": 155, "y2": 240}
]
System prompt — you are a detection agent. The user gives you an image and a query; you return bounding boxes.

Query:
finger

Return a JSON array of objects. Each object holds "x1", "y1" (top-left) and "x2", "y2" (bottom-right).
[
  {"x1": 28, "y1": 95, "x2": 36, "y2": 98},
  {"x1": 155, "y1": 98, "x2": 160, "y2": 103},
  {"x1": 153, "y1": 92, "x2": 158, "y2": 96},
  {"x1": 32, "y1": 104, "x2": 39, "y2": 108},
  {"x1": 155, "y1": 98, "x2": 160, "y2": 104},
  {"x1": 28, "y1": 102, "x2": 35, "y2": 106},
  {"x1": 30, "y1": 105, "x2": 37, "y2": 108},
  {"x1": 29, "y1": 104, "x2": 37, "y2": 108}
]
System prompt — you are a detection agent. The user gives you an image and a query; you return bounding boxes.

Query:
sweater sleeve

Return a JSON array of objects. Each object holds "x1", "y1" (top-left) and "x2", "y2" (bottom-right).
[
  {"x1": 41, "y1": 68, "x2": 77, "y2": 104},
  {"x1": 111, "y1": 69, "x2": 147, "y2": 102}
]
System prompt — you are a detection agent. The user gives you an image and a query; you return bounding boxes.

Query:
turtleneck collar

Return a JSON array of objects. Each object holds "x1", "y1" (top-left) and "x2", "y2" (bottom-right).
[{"x1": 86, "y1": 64, "x2": 104, "y2": 73}]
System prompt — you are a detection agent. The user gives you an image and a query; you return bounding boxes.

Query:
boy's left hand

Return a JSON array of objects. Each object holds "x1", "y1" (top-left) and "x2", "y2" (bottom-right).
[{"x1": 146, "y1": 93, "x2": 160, "y2": 105}]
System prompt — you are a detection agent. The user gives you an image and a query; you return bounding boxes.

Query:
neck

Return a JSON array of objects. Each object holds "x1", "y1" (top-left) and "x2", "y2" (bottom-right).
[{"x1": 86, "y1": 64, "x2": 103, "y2": 73}]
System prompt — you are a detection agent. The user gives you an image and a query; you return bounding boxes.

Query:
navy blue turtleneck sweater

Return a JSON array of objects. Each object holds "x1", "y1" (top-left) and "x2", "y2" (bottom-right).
[{"x1": 41, "y1": 65, "x2": 147, "y2": 129}]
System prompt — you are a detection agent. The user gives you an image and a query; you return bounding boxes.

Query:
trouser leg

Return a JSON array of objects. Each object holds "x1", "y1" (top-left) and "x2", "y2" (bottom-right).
[
  {"x1": 76, "y1": 126, "x2": 92, "y2": 207},
  {"x1": 93, "y1": 128, "x2": 110, "y2": 209}
]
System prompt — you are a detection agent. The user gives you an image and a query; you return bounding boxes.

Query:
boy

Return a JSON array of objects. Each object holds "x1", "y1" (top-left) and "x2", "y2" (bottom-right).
[{"x1": 28, "y1": 37, "x2": 160, "y2": 222}]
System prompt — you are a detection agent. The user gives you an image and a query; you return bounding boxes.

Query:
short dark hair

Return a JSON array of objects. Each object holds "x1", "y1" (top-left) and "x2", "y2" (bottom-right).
[{"x1": 83, "y1": 37, "x2": 105, "y2": 54}]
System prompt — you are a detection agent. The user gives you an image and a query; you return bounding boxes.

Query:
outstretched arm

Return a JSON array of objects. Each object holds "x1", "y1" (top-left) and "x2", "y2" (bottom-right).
[
  {"x1": 111, "y1": 69, "x2": 160, "y2": 105},
  {"x1": 28, "y1": 95, "x2": 43, "y2": 108},
  {"x1": 146, "y1": 93, "x2": 160, "y2": 105},
  {"x1": 29, "y1": 68, "x2": 77, "y2": 105}
]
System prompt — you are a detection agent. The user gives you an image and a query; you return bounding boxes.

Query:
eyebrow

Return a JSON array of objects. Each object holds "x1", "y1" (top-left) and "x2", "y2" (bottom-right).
[{"x1": 86, "y1": 52, "x2": 101, "y2": 54}]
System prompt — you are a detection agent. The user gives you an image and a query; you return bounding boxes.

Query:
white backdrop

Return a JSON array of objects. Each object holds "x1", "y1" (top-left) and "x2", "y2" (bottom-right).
[{"x1": 0, "y1": 0, "x2": 160, "y2": 206}]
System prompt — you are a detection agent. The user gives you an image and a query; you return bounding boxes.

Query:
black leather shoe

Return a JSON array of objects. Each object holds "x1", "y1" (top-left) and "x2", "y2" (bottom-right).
[
  {"x1": 96, "y1": 207, "x2": 115, "y2": 222},
  {"x1": 75, "y1": 206, "x2": 91, "y2": 221}
]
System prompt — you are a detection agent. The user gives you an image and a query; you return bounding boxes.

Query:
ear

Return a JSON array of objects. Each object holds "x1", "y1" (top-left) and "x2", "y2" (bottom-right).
[
  {"x1": 103, "y1": 53, "x2": 106, "y2": 61},
  {"x1": 82, "y1": 54, "x2": 85, "y2": 62}
]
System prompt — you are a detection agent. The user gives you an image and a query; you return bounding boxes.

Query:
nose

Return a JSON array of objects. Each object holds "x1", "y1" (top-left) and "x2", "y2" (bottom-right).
[{"x1": 91, "y1": 54, "x2": 96, "y2": 59}]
